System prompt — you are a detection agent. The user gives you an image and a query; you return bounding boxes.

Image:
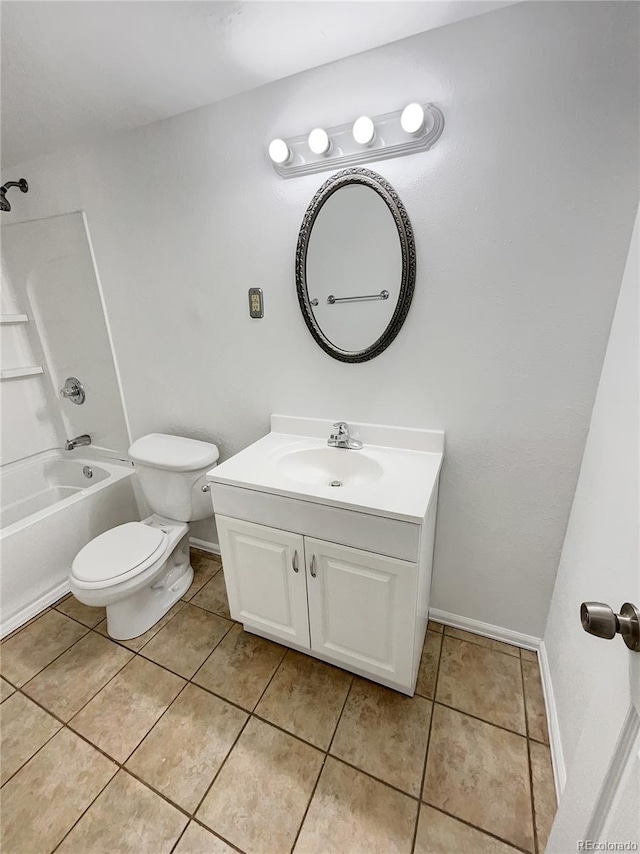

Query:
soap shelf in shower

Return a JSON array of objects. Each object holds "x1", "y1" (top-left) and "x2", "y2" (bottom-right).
[
  {"x1": 0, "y1": 366, "x2": 44, "y2": 380},
  {"x1": 0, "y1": 314, "x2": 29, "y2": 324}
]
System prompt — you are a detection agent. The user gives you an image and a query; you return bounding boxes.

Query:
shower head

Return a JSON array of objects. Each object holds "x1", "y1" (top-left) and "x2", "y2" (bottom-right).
[{"x1": 0, "y1": 178, "x2": 28, "y2": 212}]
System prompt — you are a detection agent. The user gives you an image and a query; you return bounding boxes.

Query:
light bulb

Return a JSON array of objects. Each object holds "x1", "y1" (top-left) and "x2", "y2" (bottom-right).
[
  {"x1": 268, "y1": 138, "x2": 291, "y2": 165},
  {"x1": 352, "y1": 116, "x2": 375, "y2": 146},
  {"x1": 308, "y1": 128, "x2": 331, "y2": 155},
  {"x1": 400, "y1": 103, "x2": 425, "y2": 136}
]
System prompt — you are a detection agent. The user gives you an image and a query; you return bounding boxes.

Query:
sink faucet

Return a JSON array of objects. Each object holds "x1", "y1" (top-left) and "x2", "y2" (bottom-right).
[
  {"x1": 327, "y1": 421, "x2": 363, "y2": 450},
  {"x1": 65, "y1": 434, "x2": 91, "y2": 451}
]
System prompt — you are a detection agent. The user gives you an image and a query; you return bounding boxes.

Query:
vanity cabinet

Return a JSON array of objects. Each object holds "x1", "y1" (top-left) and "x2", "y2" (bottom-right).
[
  {"x1": 216, "y1": 515, "x2": 419, "y2": 691},
  {"x1": 215, "y1": 517, "x2": 309, "y2": 647},
  {"x1": 207, "y1": 415, "x2": 444, "y2": 695},
  {"x1": 305, "y1": 537, "x2": 417, "y2": 687}
]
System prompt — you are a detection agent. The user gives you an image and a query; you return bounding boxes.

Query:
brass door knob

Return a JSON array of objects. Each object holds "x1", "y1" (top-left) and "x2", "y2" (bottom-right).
[{"x1": 580, "y1": 602, "x2": 640, "y2": 651}]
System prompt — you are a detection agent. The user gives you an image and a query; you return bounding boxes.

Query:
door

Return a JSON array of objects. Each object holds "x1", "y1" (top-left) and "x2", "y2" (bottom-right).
[
  {"x1": 546, "y1": 214, "x2": 639, "y2": 850},
  {"x1": 305, "y1": 537, "x2": 417, "y2": 688},
  {"x1": 216, "y1": 515, "x2": 310, "y2": 647}
]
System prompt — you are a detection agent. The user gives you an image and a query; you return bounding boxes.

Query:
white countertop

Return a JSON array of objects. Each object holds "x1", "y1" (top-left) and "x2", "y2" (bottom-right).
[{"x1": 206, "y1": 416, "x2": 444, "y2": 524}]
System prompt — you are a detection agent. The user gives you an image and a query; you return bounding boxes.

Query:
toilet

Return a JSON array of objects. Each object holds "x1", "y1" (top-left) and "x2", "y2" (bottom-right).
[{"x1": 70, "y1": 433, "x2": 219, "y2": 640}]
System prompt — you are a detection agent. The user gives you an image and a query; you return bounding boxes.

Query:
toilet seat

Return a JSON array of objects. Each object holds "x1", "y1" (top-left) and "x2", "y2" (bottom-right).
[{"x1": 71, "y1": 522, "x2": 168, "y2": 588}]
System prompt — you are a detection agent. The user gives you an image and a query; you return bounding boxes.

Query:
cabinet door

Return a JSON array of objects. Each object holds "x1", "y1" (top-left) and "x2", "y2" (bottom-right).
[
  {"x1": 216, "y1": 515, "x2": 309, "y2": 647},
  {"x1": 305, "y1": 538, "x2": 417, "y2": 687}
]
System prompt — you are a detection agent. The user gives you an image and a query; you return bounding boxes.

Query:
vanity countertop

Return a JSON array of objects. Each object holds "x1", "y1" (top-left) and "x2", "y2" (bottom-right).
[{"x1": 206, "y1": 415, "x2": 444, "y2": 524}]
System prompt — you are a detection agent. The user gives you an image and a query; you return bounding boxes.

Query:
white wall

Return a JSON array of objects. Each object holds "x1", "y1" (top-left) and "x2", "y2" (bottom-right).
[
  {"x1": 2, "y1": 2, "x2": 638, "y2": 636},
  {"x1": 544, "y1": 210, "x2": 639, "y2": 780}
]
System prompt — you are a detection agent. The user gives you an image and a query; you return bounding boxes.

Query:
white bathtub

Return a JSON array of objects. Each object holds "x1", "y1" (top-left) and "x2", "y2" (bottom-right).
[{"x1": 0, "y1": 449, "x2": 141, "y2": 637}]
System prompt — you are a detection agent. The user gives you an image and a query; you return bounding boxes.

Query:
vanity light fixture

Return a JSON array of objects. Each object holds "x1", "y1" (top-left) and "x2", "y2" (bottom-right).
[
  {"x1": 308, "y1": 127, "x2": 331, "y2": 155},
  {"x1": 268, "y1": 102, "x2": 444, "y2": 179},
  {"x1": 352, "y1": 116, "x2": 375, "y2": 146},
  {"x1": 268, "y1": 138, "x2": 292, "y2": 165},
  {"x1": 400, "y1": 102, "x2": 426, "y2": 136}
]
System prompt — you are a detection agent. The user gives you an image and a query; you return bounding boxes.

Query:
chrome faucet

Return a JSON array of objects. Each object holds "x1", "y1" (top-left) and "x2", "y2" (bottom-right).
[
  {"x1": 65, "y1": 434, "x2": 91, "y2": 451},
  {"x1": 327, "y1": 421, "x2": 363, "y2": 450}
]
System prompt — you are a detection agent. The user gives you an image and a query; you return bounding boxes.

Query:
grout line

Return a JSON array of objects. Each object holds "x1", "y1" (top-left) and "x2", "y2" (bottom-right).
[
  {"x1": 424, "y1": 802, "x2": 534, "y2": 854},
  {"x1": 325, "y1": 675, "x2": 355, "y2": 755},
  {"x1": 411, "y1": 629, "x2": 443, "y2": 853},
  {"x1": 91, "y1": 600, "x2": 188, "y2": 654},
  {"x1": 181, "y1": 597, "x2": 232, "y2": 621},
  {"x1": 288, "y1": 755, "x2": 327, "y2": 854},
  {"x1": 431, "y1": 699, "x2": 528, "y2": 740},
  {"x1": 168, "y1": 821, "x2": 190, "y2": 854},
  {"x1": 528, "y1": 734, "x2": 551, "y2": 746},
  {"x1": 288, "y1": 673, "x2": 355, "y2": 853},
  {"x1": 49, "y1": 761, "x2": 120, "y2": 853},
  {"x1": 118, "y1": 679, "x2": 192, "y2": 766},
  {"x1": 3, "y1": 621, "x2": 92, "y2": 690},
  {"x1": 186, "y1": 629, "x2": 291, "y2": 828},
  {"x1": 442, "y1": 627, "x2": 522, "y2": 659},
  {"x1": 186, "y1": 816, "x2": 246, "y2": 853},
  {"x1": 188, "y1": 714, "x2": 252, "y2": 818},
  {"x1": 521, "y1": 654, "x2": 539, "y2": 854},
  {"x1": 1, "y1": 606, "x2": 56, "y2": 642},
  {"x1": 120, "y1": 763, "x2": 197, "y2": 819},
  {"x1": 327, "y1": 754, "x2": 423, "y2": 803},
  {"x1": 0, "y1": 701, "x2": 63, "y2": 789}
]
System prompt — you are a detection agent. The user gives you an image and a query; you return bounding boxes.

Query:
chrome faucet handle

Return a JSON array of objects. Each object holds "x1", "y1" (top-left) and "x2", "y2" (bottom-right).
[
  {"x1": 59, "y1": 377, "x2": 85, "y2": 405},
  {"x1": 332, "y1": 421, "x2": 349, "y2": 435}
]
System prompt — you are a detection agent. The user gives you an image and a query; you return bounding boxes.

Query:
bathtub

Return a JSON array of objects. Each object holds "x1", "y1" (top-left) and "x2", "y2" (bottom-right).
[{"x1": 0, "y1": 448, "x2": 141, "y2": 637}]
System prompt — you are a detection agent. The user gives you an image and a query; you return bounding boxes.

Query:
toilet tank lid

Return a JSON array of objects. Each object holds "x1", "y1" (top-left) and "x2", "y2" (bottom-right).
[{"x1": 128, "y1": 433, "x2": 219, "y2": 472}]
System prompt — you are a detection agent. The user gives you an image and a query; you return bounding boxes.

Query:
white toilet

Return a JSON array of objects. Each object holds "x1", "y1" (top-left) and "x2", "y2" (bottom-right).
[{"x1": 70, "y1": 433, "x2": 219, "y2": 640}]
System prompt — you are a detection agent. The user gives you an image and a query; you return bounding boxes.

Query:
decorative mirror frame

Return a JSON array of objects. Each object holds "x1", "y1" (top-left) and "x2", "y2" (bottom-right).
[{"x1": 295, "y1": 167, "x2": 416, "y2": 363}]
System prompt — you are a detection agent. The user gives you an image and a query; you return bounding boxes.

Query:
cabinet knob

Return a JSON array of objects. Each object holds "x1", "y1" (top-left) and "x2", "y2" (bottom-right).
[
  {"x1": 310, "y1": 555, "x2": 317, "y2": 578},
  {"x1": 292, "y1": 550, "x2": 299, "y2": 573}
]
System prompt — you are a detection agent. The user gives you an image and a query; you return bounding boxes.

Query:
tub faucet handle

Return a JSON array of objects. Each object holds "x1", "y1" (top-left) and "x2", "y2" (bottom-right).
[{"x1": 60, "y1": 377, "x2": 86, "y2": 405}]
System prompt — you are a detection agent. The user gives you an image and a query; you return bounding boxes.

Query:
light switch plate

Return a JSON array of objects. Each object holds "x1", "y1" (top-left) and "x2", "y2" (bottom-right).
[{"x1": 248, "y1": 287, "x2": 264, "y2": 318}]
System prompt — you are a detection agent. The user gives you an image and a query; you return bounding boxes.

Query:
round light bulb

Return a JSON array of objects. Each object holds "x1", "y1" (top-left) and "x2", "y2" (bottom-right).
[
  {"x1": 352, "y1": 115, "x2": 375, "y2": 146},
  {"x1": 400, "y1": 103, "x2": 425, "y2": 136},
  {"x1": 268, "y1": 138, "x2": 291, "y2": 165},
  {"x1": 308, "y1": 127, "x2": 331, "y2": 155}
]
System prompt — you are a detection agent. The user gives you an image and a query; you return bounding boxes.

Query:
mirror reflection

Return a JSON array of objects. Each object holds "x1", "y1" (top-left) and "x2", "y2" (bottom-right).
[
  {"x1": 306, "y1": 185, "x2": 402, "y2": 352},
  {"x1": 296, "y1": 169, "x2": 415, "y2": 362}
]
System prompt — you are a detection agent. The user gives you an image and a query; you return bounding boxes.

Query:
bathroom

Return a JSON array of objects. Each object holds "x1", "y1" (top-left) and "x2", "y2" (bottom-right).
[{"x1": 0, "y1": 1, "x2": 638, "y2": 852}]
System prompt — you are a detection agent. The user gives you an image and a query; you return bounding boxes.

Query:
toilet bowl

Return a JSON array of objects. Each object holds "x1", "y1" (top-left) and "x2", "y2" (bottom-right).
[{"x1": 69, "y1": 433, "x2": 219, "y2": 640}]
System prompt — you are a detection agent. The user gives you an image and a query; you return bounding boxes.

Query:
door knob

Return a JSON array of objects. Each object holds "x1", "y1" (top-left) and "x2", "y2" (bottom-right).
[{"x1": 580, "y1": 602, "x2": 640, "y2": 652}]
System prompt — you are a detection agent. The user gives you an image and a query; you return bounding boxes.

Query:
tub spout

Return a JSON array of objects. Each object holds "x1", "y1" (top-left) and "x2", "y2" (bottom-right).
[{"x1": 65, "y1": 434, "x2": 91, "y2": 451}]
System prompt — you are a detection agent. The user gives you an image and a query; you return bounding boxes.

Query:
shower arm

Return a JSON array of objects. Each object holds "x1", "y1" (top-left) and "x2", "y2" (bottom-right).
[{"x1": 1, "y1": 179, "x2": 28, "y2": 193}]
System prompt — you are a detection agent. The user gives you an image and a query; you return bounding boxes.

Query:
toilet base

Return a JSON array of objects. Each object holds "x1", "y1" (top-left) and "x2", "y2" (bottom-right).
[{"x1": 105, "y1": 531, "x2": 193, "y2": 640}]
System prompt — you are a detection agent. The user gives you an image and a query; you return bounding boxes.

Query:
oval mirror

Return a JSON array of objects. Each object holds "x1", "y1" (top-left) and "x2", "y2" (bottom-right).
[{"x1": 296, "y1": 168, "x2": 415, "y2": 362}]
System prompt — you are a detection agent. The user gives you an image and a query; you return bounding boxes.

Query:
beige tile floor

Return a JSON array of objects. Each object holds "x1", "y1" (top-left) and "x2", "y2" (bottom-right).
[{"x1": 1, "y1": 548, "x2": 557, "y2": 854}]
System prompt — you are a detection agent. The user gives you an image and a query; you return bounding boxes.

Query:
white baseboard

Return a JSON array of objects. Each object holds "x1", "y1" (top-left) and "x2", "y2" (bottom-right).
[
  {"x1": 189, "y1": 537, "x2": 221, "y2": 556},
  {"x1": 429, "y1": 608, "x2": 541, "y2": 651},
  {"x1": 429, "y1": 607, "x2": 566, "y2": 800},
  {"x1": 1, "y1": 579, "x2": 70, "y2": 640},
  {"x1": 538, "y1": 640, "x2": 567, "y2": 799}
]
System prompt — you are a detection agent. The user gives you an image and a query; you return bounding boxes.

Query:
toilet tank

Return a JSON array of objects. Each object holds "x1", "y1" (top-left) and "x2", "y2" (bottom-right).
[{"x1": 128, "y1": 433, "x2": 219, "y2": 522}]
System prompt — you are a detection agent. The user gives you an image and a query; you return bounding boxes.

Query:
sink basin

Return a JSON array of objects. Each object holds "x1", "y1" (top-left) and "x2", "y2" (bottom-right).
[{"x1": 276, "y1": 447, "x2": 384, "y2": 488}]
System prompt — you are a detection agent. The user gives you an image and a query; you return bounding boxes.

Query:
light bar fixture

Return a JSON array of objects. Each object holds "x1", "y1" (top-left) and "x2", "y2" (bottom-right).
[
  {"x1": 307, "y1": 127, "x2": 331, "y2": 155},
  {"x1": 268, "y1": 138, "x2": 292, "y2": 165},
  {"x1": 267, "y1": 102, "x2": 444, "y2": 179}
]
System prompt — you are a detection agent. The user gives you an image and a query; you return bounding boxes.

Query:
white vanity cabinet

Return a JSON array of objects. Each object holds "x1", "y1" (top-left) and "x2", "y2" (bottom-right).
[
  {"x1": 215, "y1": 517, "x2": 309, "y2": 647},
  {"x1": 216, "y1": 514, "x2": 423, "y2": 693},
  {"x1": 304, "y1": 537, "x2": 418, "y2": 687},
  {"x1": 207, "y1": 415, "x2": 444, "y2": 695}
]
